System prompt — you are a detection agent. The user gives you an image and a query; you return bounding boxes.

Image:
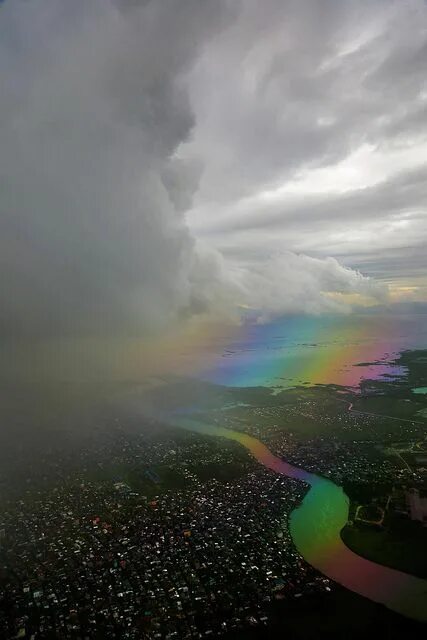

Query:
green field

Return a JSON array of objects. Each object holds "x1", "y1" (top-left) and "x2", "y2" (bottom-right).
[{"x1": 342, "y1": 514, "x2": 427, "y2": 579}]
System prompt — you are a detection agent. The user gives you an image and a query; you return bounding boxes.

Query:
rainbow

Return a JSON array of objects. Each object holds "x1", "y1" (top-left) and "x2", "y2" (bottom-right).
[
  {"x1": 196, "y1": 314, "x2": 408, "y2": 389},
  {"x1": 161, "y1": 312, "x2": 427, "y2": 621}
]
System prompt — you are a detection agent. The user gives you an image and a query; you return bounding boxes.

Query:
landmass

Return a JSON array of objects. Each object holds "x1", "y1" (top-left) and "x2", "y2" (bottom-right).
[{"x1": 0, "y1": 350, "x2": 426, "y2": 638}]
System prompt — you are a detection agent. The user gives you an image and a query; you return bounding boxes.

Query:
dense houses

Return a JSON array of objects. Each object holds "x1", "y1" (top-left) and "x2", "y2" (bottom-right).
[
  {"x1": 0, "y1": 427, "x2": 329, "y2": 639},
  {"x1": 1, "y1": 389, "x2": 424, "y2": 638},
  {"x1": 214, "y1": 399, "x2": 424, "y2": 487}
]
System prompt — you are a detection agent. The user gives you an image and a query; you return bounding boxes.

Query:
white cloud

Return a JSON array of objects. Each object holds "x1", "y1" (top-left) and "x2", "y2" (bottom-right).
[{"x1": 229, "y1": 252, "x2": 388, "y2": 320}]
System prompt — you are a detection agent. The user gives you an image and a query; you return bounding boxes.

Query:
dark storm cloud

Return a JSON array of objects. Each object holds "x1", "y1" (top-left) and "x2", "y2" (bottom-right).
[
  {"x1": 1, "y1": 0, "x2": 417, "y2": 348},
  {"x1": 0, "y1": 0, "x2": 229, "y2": 338},
  {"x1": 185, "y1": 0, "x2": 394, "y2": 197}
]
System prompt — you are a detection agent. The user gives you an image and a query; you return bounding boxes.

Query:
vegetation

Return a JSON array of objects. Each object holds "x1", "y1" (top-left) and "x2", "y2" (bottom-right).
[{"x1": 342, "y1": 514, "x2": 427, "y2": 579}]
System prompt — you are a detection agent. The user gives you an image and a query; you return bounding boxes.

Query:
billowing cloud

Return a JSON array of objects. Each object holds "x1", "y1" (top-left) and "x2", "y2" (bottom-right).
[
  {"x1": 1, "y1": 0, "x2": 406, "y2": 351},
  {"x1": 0, "y1": 0, "x2": 226, "y2": 339},
  {"x1": 236, "y1": 252, "x2": 387, "y2": 319}
]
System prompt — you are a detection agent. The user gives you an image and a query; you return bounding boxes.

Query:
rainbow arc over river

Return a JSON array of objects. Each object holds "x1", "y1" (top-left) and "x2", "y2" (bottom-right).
[{"x1": 166, "y1": 314, "x2": 427, "y2": 621}]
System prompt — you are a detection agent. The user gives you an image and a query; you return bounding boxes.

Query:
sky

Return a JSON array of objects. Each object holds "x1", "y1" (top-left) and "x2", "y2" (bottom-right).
[
  {"x1": 183, "y1": 0, "x2": 427, "y2": 304},
  {"x1": 0, "y1": 0, "x2": 426, "y2": 350}
]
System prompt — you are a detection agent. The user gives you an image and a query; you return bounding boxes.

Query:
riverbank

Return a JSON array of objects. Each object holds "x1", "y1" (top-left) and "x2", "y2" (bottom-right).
[
  {"x1": 172, "y1": 416, "x2": 427, "y2": 622},
  {"x1": 341, "y1": 515, "x2": 427, "y2": 579}
]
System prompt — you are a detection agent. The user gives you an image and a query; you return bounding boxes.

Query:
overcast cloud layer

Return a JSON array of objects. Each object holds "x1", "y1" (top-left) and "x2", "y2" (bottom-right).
[
  {"x1": 0, "y1": 0, "x2": 425, "y2": 344},
  {"x1": 185, "y1": 0, "x2": 427, "y2": 302}
]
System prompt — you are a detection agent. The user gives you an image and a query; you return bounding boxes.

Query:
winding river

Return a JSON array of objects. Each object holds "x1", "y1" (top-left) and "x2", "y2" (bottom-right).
[{"x1": 171, "y1": 417, "x2": 427, "y2": 622}]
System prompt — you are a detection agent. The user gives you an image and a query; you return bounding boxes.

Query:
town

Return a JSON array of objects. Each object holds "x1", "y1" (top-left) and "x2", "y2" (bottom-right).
[{"x1": 1, "y1": 367, "x2": 426, "y2": 639}]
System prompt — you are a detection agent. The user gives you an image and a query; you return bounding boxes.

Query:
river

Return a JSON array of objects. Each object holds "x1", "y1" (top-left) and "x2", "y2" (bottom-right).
[{"x1": 171, "y1": 416, "x2": 427, "y2": 622}]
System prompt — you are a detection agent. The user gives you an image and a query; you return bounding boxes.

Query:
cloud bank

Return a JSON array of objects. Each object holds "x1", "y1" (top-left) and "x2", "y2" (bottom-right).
[
  {"x1": 0, "y1": 0, "x2": 219, "y2": 338},
  {"x1": 184, "y1": 0, "x2": 427, "y2": 302},
  {"x1": 0, "y1": 0, "x2": 400, "y2": 346}
]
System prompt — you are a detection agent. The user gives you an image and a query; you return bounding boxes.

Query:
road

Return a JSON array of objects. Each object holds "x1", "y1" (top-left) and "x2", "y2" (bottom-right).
[{"x1": 336, "y1": 398, "x2": 425, "y2": 425}]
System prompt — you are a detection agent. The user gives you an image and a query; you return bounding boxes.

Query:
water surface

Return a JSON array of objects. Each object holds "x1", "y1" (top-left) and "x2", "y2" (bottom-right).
[{"x1": 172, "y1": 417, "x2": 427, "y2": 622}]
